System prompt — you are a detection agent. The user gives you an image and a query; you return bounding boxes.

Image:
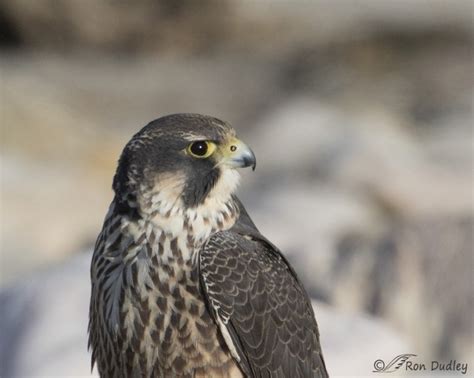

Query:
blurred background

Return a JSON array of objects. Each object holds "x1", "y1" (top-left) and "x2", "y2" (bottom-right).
[{"x1": 1, "y1": 0, "x2": 472, "y2": 376}]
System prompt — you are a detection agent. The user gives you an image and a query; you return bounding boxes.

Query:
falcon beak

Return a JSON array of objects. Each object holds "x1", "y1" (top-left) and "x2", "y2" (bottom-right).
[{"x1": 220, "y1": 138, "x2": 256, "y2": 171}]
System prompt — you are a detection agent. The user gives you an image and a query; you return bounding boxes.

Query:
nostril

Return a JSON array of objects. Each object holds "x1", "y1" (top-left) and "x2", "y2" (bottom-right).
[{"x1": 230, "y1": 145, "x2": 237, "y2": 152}]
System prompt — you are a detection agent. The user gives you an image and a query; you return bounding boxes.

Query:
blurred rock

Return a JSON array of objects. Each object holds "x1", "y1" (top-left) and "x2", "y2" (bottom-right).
[
  {"x1": 0, "y1": 155, "x2": 112, "y2": 286},
  {"x1": 0, "y1": 0, "x2": 232, "y2": 54},
  {"x1": 0, "y1": 251, "x2": 409, "y2": 377},
  {"x1": 329, "y1": 218, "x2": 474, "y2": 364},
  {"x1": 316, "y1": 301, "x2": 410, "y2": 376},
  {"x1": 1, "y1": 0, "x2": 471, "y2": 54},
  {"x1": 0, "y1": 252, "x2": 98, "y2": 377}
]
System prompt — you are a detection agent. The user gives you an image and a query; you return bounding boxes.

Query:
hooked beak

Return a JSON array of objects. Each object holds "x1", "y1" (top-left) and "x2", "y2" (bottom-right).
[{"x1": 219, "y1": 138, "x2": 256, "y2": 171}]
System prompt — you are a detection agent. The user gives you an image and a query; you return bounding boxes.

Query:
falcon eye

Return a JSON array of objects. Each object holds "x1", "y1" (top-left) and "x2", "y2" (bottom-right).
[{"x1": 187, "y1": 141, "x2": 216, "y2": 158}]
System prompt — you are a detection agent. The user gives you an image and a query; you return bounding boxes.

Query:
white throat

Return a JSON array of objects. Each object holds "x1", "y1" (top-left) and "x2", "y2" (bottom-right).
[{"x1": 142, "y1": 168, "x2": 241, "y2": 263}]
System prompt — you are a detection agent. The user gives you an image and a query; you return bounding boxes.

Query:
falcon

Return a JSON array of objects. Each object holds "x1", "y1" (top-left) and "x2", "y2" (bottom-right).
[{"x1": 88, "y1": 113, "x2": 328, "y2": 377}]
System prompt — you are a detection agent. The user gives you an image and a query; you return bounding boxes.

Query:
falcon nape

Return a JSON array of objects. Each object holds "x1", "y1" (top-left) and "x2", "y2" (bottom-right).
[{"x1": 88, "y1": 114, "x2": 328, "y2": 377}]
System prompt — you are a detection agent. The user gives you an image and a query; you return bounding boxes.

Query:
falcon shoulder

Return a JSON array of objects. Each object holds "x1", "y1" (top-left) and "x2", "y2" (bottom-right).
[{"x1": 199, "y1": 200, "x2": 328, "y2": 378}]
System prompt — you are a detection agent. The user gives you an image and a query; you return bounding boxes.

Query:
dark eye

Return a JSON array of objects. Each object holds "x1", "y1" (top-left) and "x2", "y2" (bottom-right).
[
  {"x1": 190, "y1": 141, "x2": 208, "y2": 156},
  {"x1": 187, "y1": 141, "x2": 216, "y2": 158}
]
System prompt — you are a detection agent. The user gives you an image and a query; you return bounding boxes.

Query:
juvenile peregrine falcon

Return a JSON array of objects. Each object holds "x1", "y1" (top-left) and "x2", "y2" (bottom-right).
[{"x1": 88, "y1": 114, "x2": 328, "y2": 377}]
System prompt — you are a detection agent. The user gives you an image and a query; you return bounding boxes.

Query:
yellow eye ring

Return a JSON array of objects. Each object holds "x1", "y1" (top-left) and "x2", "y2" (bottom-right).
[{"x1": 187, "y1": 141, "x2": 217, "y2": 158}]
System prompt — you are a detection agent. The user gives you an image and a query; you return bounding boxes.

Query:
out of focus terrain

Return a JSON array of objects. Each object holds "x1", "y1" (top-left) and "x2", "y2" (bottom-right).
[{"x1": 1, "y1": 0, "x2": 473, "y2": 376}]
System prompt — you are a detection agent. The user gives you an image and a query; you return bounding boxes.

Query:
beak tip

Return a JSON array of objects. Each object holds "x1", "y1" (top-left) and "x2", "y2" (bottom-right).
[{"x1": 242, "y1": 154, "x2": 256, "y2": 171}]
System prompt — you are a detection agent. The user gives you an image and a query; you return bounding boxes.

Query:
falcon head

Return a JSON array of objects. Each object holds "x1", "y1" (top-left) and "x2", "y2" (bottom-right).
[{"x1": 112, "y1": 113, "x2": 256, "y2": 218}]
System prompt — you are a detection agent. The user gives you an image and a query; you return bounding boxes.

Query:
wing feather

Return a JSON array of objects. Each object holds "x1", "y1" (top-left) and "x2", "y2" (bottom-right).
[{"x1": 199, "y1": 213, "x2": 328, "y2": 377}]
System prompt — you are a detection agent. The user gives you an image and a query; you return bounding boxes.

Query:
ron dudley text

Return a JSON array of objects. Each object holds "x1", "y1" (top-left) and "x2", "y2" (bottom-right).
[{"x1": 406, "y1": 360, "x2": 468, "y2": 375}]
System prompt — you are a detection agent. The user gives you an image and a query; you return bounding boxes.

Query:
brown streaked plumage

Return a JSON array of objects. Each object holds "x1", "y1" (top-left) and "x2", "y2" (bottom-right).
[{"x1": 88, "y1": 113, "x2": 328, "y2": 377}]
